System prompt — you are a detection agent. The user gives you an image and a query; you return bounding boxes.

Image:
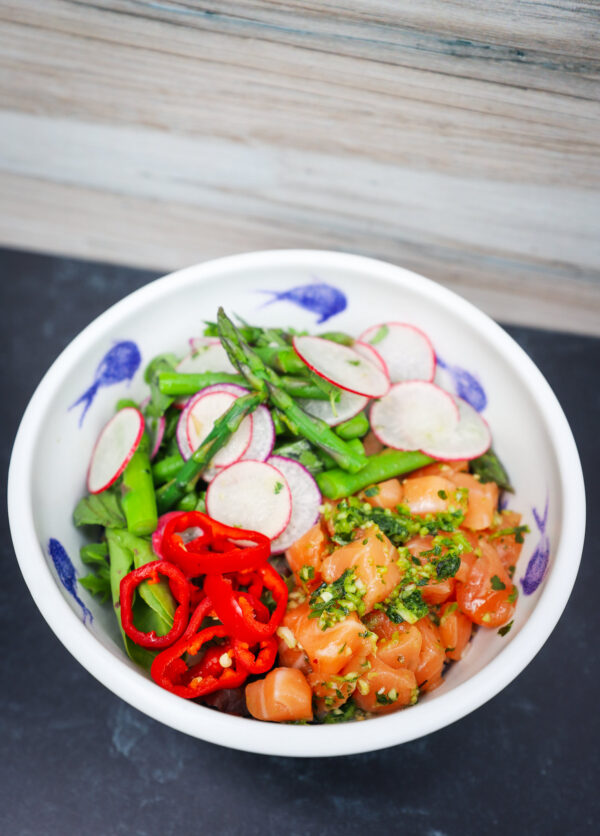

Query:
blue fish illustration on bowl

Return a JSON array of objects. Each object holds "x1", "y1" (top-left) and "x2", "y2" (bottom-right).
[
  {"x1": 257, "y1": 281, "x2": 347, "y2": 324},
  {"x1": 70, "y1": 340, "x2": 141, "y2": 425},
  {"x1": 48, "y1": 538, "x2": 93, "y2": 624},
  {"x1": 436, "y1": 356, "x2": 487, "y2": 413},
  {"x1": 520, "y1": 497, "x2": 550, "y2": 595}
]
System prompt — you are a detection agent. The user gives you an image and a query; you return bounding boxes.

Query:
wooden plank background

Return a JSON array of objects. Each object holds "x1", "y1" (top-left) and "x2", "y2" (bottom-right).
[{"x1": 0, "y1": 1, "x2": 599, "y2": 333}]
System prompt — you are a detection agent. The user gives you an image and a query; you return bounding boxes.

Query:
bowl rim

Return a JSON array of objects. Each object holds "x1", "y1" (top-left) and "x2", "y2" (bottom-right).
[{"x1": 8, "y1": 249, "x2": 586, "y2": 757}]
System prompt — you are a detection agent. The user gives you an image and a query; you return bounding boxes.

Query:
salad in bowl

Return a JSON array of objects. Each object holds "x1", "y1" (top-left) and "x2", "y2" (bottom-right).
[{"x1": 8, "y1": 251, "x2": 584, "y2": 756}]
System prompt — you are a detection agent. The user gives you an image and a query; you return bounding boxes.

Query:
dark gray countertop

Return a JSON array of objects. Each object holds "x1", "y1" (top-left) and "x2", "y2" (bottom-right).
[{"x1": 2, "y1": 248, "x2": 598, "y2": 835}]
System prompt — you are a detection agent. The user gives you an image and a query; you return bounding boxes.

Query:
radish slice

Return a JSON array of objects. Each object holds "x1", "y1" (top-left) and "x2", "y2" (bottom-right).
[
  {"x1": 292, "y1": 336, "x2": 390, "y2": 398},
  {"x1": 151, "y1": 511, "x2": 181, "y2": 558},
  {"x1": 420, "y1": 396, "x2": 491, "y2": 461},
  {"x1": 140, "y1": 396, "x2": 165, "y2": 460},
  {"x1": 301, "y1": 389, "x2": 368, "y2": 427},
  {"x1": 353, "y1": 340, "x2": 388, "y2": 376},
  {"x1": 203, "y1": 404, "x2": 275, "y2": 482},
  {"x1": 184, "y1": 391, "x2": 253, "y2": 467},
  {"x1": 359, "y1": 322, "x2": 435, "y2": 383},
  {"x1": 177, "y1": 338, "x2": 236, "y2": 374},
  {"x1": 206, "y1": 460, "x2": 293, "y2": 539},
  {"x1": 87, "y1": 407, "x2": 145, "y2": 494},
  {"x1": 267, "y1": 456, "x2": 322, "y2": 553},
  {"x1": 370, "y1": 381, "x2": 459, "y2": 452}
]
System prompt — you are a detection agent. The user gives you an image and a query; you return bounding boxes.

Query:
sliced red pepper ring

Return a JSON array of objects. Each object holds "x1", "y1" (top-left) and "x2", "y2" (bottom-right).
[
  {"x1": 204, "y1": 563, "x2": 288, "y2": 644},
  {"x1": 151, "y1": 623, "x2": 247, "y2": 698},
  {"x1": 120, "y1": 560, "x2": 190, "y2": 649},
  {"x1": 162, "y1": 511, "x2": 270, "y2": 577},
  {"x1": 233, "y1": 636, "x2": 278, "y2": 674}
]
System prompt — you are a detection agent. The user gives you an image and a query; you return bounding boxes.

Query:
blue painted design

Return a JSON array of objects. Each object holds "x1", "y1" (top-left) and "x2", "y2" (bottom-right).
[
  {"x1": 498, "y1": 491, "x2": 510, "y2": 512},
  {"x1": 436, "y1": 356, "x2": 487, "y2": 412},
  {"x1": 70, "y1": 340, "x2": 141, "y2": 425},
  {"x1": 257, "y1": 281, "x2": 347, "y2": 323},
  {"x1": 521, "y1": 497, "x2": 550, "y2": 595},
  {"x1": 48, "y1": 538, "x2": 93, "y2": 624}
]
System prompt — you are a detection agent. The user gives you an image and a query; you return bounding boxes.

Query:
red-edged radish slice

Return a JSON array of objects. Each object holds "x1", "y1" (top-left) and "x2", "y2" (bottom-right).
[
  {"x1": 206, "y1": 460, "x2": 293, "y2": 539},
  {"x1": 267, "y1": 456, "x2": 322, "y2": 553},
  {"x1": 87, "y1": 407, "x2": 145, "y2": 494},
  {"x1": 353, "y1": 340, "x2": 388, "y2": 376},
  {"x1": 203, "y1": 403, "x2": 276, "y2": 482},
  {"x1": 177, "y1": 338, "x2": 236, "y2": 374},
  {"x1": 301, "y1": 389, "x2": 369, "y2": 427},
  {"x1": 185, "y1": 391, "x2": 253, "y2": 467},
  {"x1": 292, "y1": 335, "x2": 390, "y2": 398},
  {"x1": 359, "y1": 322, "x2": 435, "y2": 383},
  {"x1": 140, "y1": 396, "x2": 165, "y2": 460},
  {"x1": 420, "y1": 396, "x2": 491, "y2": 461},
  {"x1": 370, "y1": 381, "x2": 459, "y2": 451}
]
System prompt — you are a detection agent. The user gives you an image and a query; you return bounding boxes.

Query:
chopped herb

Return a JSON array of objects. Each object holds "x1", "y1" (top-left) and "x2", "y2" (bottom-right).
[
  {"x1": 274, "y1": 481, "x2": 284, "y2": 495},
  {"x1": 375, "y1": 690, "x2": 397, "y2": 706},
  {"x1": 489, "y1": 524, "x2": 530, "y2": 544},
  {"x1": 508, "y1": 564, "x2": 516, "y2": 579},
  {"x1": 498, "y1": 620, "x2": 514, "y2": 637},
  {"x1": 325, "y1": 495, "x2": 465, "y2": 549},
  {"x1": 347, "y1": 359, "x2": 361, "y2": 366},
  {"x1": 299, "y1": 565, "x2": 315, "y2": 582},
  {"x1": 508, "y1": 587, "x2": 518, "y2": 603},
  {"x1": 364, "y1": 485, "x2": 380, "y2": 497},
  {"x1": 436, "y1": 554, "x2": 461, "y2": 580},
  {"x1": 437, "y1": 489, "x2": 448, "y2": 500},
  {"x1": 362, "y1": 538, "x2": 369, "y2": 545},
  {"x1": 309, "y1": 569, "x2": 366, "y2": 629},
  {"x1": 323, "y1": 701, "x2": 359, "y2": 723},
  {"x1": 369, "y1": 324, "x2": 389, "y2": 346},
  {"x1": 490, "y1": 575, "x2": 506, "y2": 591}
]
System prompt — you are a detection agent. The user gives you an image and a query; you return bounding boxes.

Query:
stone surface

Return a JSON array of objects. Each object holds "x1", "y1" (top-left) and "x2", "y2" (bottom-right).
[{"x1": 2, "y1": 248, "x2": 598, "y2": 834}]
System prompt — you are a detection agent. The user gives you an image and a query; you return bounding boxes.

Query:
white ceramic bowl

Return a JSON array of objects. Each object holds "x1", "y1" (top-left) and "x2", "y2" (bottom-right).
[{"x1": 8, "y1": 250, "x2": 585, "y2": 757}]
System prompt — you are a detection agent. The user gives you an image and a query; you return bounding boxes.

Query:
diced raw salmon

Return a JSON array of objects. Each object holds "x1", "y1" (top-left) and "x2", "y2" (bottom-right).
[
  {"x1": 320, "y1": 529, "x2": 402, "y2": 612},
  {"x1": 456, "y1": 540, "x2": 517, "y2": 628},
  {"x1": 486, "y1": 511, "x2": 524, "y2": 572},
  {"x1": 283, "y1": 602, "x2": 375, "y2": 675},
  {"x1": 401, "y1": 475, "x2": 457, "y2": 515},
  {"x1": 404, "y1": 536, "x2": 456, "y2": 605},
  {"x1": 408, "y1": 460, "x2": 469, "y2": 479},
  {"x1": 422, "y1": 577, "x2": 455, "y2": 605},
  {"x1": 245, "y1": 667, "x2": 313, "y2": 722},
  {"x1": 447, "y1": 472, "x2": 498, "y2": 530},
  {"x1": 439, "y1": 602, "x2": 473, "y2": 661},
  {"x1": 414, "y1": 616, "x2": 446, "y2": 692},
  {"x1": 348, "y1": 654, "x2": 417, "y2": 714},
  {"x1": 365, "y1": 478, "x2": 403, "y2": 510},
  {"x1": 364, "y1": 612, "x2": 423, "y2": 671},
  {"x1": 306, "y1": 667, "x2": 357, "y2": 713},
  {"x1": 276, "y1": 632, "x2": 312, "y2": 675},
  {"x1": 285, "y1": 523, "x2": 329, "y2": 582}
]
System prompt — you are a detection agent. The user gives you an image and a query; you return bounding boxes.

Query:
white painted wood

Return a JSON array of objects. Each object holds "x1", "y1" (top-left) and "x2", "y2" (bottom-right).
[{"x1": 0, "y1": 0, "x2": 598, "y2": 333}]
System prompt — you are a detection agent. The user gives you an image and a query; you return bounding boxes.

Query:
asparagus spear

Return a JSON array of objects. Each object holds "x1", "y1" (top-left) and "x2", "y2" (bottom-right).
[
  {"x1": 157, "y1": 371, "x2": 330, "y2": 400},
  {"x1": 152, "y1": 453, "x2": 184, "y2": 484},
  {"x1": 217, "y1": 309, "x2": 367, "y2": 474},
  {"x1": 156, "y1": 390, "x2": 264, "y2": 512},
  {"x1": 316, "y1": 450, "x2": 434, "y2": 499},
  {"x1": 121, "y1": 432, "x2": 158, "y2": 536},
  {"x1": 335, "y1": 412, "x2": 370, "y2": 440}
]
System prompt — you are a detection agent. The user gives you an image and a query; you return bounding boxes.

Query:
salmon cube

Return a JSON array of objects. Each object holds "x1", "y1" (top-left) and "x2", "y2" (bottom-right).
[
  {"x1": 283, "y1": 602, "x2": 375, "y2": 676},
  {"x1": 320, "y1": 529, "x2": 402, "y2": 612},
  {"x1": 245, "y1": 667, "x2": 313, "y2": 722}
]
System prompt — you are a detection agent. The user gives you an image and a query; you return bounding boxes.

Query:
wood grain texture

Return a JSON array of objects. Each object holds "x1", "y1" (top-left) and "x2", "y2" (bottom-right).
[{"x1": 0, "y1": 0, "x2": 599, "y2": 333}]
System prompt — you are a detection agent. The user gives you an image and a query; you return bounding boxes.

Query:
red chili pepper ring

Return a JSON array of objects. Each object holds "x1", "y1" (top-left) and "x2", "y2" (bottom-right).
[{"x1": 120, "y1": 560, "x2": 190, "y2": 649}]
